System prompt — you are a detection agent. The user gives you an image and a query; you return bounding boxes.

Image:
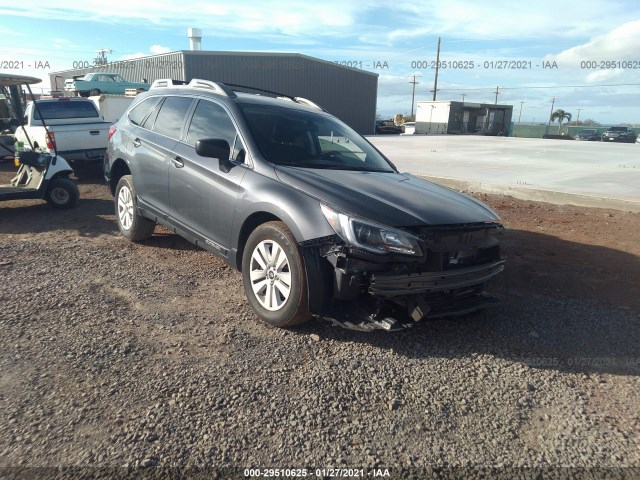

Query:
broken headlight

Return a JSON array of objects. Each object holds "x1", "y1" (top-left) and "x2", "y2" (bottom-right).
[{"x1": 321, "y1": 204, "x2": 423, "y2": 257}]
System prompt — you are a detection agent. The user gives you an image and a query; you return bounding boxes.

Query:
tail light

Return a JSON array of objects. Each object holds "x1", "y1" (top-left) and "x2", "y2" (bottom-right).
[
  {"x1": 108, "y1": 125, "x2": 117, "y2": 140},
  {"x1": 46, "y1": 132, "x2": 56, "y2": 150}
]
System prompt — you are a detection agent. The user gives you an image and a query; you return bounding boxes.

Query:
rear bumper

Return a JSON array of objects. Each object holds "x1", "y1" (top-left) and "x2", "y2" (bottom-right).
[
  {"x1": 57, "y1": 148, "x2": 106, "y2": 161},
  {"x1": 602, "y1": 136, "x2": 635, "y2": 142}
]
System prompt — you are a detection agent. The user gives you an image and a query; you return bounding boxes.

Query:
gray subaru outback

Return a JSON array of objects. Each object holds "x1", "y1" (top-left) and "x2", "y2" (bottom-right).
[{"x1": 105, "y1": 79, "x2": 504, "y2": 331}]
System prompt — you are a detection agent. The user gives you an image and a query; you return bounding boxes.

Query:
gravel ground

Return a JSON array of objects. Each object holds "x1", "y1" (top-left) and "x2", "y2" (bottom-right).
[{"x1": 0, "y1": 162, "x2": 639, "y2": 479}]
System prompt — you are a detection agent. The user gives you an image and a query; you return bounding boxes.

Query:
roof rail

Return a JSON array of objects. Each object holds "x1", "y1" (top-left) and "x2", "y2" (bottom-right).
[
  {"x1": 150, "y1": 79, "x2": 182, "y2": 89},
  {"x1": 187, "y1": 79, "x2": 236, "y2": 97},
  {"x1": 149, "y1": 78, "x2": 236, "y2": 98},
  {"x1": 149, "y1": 79, "x2": 322, "y2": 108},
  {"x1": 225, "y1": 83, "x2": 325, "y2": 111},
  {"x1": 293, "y1": 97, "x2": 323, "y2": 111}
]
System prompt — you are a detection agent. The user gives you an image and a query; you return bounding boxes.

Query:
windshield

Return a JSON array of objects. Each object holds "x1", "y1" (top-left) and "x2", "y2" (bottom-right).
[{"x1": 238, "y1": 102, "x2": 395, "y2": 172}]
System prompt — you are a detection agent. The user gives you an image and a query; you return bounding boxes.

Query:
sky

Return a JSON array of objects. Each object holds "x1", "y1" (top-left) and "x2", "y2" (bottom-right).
[{"x1": 1, "y1": 0, "x2": 639, "y2": 125}]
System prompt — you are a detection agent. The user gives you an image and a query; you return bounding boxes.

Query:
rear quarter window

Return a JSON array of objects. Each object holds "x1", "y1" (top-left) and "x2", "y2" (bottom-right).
[{"x1": 128, "y1": 97, "x2": 162, "y2": 127}]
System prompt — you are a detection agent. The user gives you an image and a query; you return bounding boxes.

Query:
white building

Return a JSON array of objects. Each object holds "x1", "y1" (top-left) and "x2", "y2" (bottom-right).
[{"x1": 416, "y1": 100, "x2": 513, "y2": 136}]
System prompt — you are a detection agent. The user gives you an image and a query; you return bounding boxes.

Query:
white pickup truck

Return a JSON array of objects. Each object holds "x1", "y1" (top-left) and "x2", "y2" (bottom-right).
[{"x1": 15, "y1": 98, "x2": 111, "y2": 162}]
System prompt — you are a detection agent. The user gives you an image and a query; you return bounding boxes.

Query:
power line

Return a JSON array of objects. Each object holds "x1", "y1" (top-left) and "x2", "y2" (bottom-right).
[{"x1": 435, "y1": 83, "x2": 640, "y2": 92}]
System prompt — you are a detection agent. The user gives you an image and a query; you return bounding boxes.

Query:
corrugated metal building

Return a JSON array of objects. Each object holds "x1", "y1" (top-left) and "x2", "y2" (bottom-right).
[{"x1": 50, "y1": 51, "x2": 378, "y2": 134}]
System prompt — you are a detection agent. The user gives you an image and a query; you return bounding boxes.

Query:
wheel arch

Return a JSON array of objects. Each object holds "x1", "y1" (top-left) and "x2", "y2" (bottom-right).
[
  {"x1": 232, "y1": 185, "x2": 335, "y2": 271},
  {"x1": 235, "y1": 211, "x2": 282, "y2": 272},
  {"x1": 109, "y1": 158, "x2": 131, "y2": 195}
]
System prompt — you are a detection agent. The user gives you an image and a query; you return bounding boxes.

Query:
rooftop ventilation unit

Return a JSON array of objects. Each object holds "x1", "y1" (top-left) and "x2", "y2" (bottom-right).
[{"x1": 188, "y1": 28, "x2": 202, "y2": 51}]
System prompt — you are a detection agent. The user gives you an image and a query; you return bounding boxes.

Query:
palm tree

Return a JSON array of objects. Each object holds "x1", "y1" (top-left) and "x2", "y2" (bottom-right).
[{"x1": 550, "y1": 109, "x2": 572, "y2": 135}]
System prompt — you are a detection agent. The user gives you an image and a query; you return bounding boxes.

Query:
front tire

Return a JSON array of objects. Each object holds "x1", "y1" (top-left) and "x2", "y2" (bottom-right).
[
  {"x1": 89, "y1": 89, "x2": 101, "y2": 96},
  {"x1": 115, "y1": 175, "x2": 155, "y2": 241},
  {"x1": 242, "y1": 221, "x2": 310, "y2": 328},
  {"x1": 46, "y1": 177, "x2": 79, "y2": 209}
]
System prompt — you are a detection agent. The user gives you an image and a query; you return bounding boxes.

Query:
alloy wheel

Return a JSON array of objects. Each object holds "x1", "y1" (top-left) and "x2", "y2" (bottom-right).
[
  {"x1": 117, "y1": 185, "x2": 134, "y2": 231},
  {"x1": 249, "y1": 239, "x2": 292, "y2": 311}
]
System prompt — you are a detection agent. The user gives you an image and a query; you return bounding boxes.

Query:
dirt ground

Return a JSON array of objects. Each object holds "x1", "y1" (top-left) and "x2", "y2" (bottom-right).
[{"x1": 1, "y1": 159, "x2": 639, "y2": 474}]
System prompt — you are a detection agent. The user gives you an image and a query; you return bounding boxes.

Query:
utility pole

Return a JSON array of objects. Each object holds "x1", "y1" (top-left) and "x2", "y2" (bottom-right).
[
  {"x1": 432, "y1": 37, "x2": 441, "y2": 101},
  {"x1": 494, "y1": 86, "x2": 500, "y2": 105},
  {"x1": 460, "y1": 93, "x2": 466, "y2": 103},
  {"x1": 518, "y1": 101, "x2": 524, "y2": 124},
  {"x1": 408, "y1": 73, "x2": 421, "y2": 118},
  {"x1": 94, "y1": 49, "x2": 112, "y2": 66},
  {"x1": 576, "y1": 108, "x2": 582, "y2": 126},
  {"x1": 429, "y1": 105, "x2": 435, "y2": 133},
  {"x1": 547, "y1": 97, "x2": 557, "y2": 125},
  {"x1": 545, "y1": 96, "x2": 557, "y2": 137}
]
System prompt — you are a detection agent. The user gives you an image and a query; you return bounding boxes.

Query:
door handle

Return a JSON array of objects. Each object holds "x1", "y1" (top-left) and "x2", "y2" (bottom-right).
[
  {"x1": 171, "y1": 156, "x2": 184, "y2": 168},
  {"x1": 89, "y1": 130, "x2": 100, "y2": 135},
  {"x1": 132, "y1": 138, "x2": 141, "y2": 147}
]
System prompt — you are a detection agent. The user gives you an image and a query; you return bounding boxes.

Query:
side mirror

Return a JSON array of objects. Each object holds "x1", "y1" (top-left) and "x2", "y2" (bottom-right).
[{"x1": 195, "y1": 138, "x2": 232, "y2": 173}]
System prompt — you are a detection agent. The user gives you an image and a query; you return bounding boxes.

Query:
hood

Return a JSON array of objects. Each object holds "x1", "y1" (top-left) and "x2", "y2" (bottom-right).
[{"x1": 274, "y1": 167, "x2": 500, "y2": 227}]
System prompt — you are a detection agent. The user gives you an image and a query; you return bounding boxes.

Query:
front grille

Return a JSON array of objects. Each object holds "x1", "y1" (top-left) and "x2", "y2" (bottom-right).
[{"x1": 369, "y1": 259, "x2": 505, "y2": 297}]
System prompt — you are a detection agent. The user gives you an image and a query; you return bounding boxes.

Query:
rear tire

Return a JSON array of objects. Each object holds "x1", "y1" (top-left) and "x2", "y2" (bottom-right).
[
  {"x1": 89, "y1": 89, "x2": 100, "y2": 96},
  {"x1": 78, "y1": 91, "x2": 90, "y2": 98},
  {"x1": 115, "y1": 175, "x2": 155, "y2": 241},
  {"x1": 46, "y1": 177, "x2": 79, "y2": 209},
  {"x1": 242, "y1": 221, "x2": 310, "y2": 328}
]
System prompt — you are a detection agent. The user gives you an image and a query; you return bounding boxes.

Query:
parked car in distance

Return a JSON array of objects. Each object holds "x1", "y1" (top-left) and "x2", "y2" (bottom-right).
[
  {"x1": 575, "y1": 129, "x2": 601, "y2": 141},
  {"x1": 375, "y1": 119, "x2": 403, "y2": 134},
  {"x1": 601, "y1": 126, "x2": 637, "y2": 143},
  {"x1": 65, "y1": 73, "x2": 150, "y2": 97},
  {"x1": 105, "y1": 79, "x2": 505, "y2": 331}
]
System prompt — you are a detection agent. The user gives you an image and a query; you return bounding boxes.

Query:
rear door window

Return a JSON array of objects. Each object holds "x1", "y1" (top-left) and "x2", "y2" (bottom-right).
[{"x1": 151, "y1": 96, "x2": 194, "y2": 140}]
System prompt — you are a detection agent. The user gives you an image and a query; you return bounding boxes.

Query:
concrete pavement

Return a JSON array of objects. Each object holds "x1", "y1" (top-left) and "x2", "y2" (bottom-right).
[{"x1": 367, "y1": 135, "x2": 640, "y2": 212}]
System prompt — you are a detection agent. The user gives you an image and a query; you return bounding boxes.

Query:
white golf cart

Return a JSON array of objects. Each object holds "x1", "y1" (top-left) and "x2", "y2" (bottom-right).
[{"x1": 0, "y1": 73, "x2": 79, "y2": 208}]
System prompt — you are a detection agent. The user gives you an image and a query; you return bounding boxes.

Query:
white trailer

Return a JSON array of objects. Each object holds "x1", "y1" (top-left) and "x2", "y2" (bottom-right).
[
  {"x1": 415, "y1": 101, "x2": 452, "y2": 134},
  {"x1": 89, "y1": 94, "x2": 135, "y2": 124}
]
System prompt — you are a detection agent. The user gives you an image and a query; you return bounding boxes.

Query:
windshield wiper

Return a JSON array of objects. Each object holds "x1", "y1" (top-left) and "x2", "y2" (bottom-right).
[
  {"x1": 328, "y1": 165, "x2": 394, "y2": 172},
  {"x1": 280, "y1": 163, "x2": 393, "y2": 173}
]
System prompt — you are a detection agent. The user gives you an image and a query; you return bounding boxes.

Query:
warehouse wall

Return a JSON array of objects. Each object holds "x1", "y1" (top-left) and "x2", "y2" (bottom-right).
[
  {"x1": 182, "y1": 52, "x2": 377, "y2": 134},
  {"x1": 50, "y1": 51, "x2": 378, "y2": 134}
]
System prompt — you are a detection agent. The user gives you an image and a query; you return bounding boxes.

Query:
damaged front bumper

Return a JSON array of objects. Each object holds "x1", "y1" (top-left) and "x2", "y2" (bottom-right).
[
  {"x1": 303, "y1": 224, "x2": 506, "y2": 331},
  {"x1": 370, "y1": 260, "x2": 505, "y2": 296}
]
